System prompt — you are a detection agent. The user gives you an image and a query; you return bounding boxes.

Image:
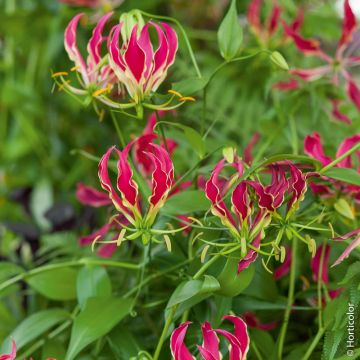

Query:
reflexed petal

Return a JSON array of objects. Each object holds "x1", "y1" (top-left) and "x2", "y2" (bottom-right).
[
  {"x1": 0, "y1": 339, "x2": 16, "y2": 360},
  {"x1": 311, "y1": 244, "x2": 330, "y2": 283},
  {"x1": 76, "y1": 183, "x2": 112, "y2": 207},
  {"x1": 304, "y1": 132, "x2": 332, "y2": 167},
  {"x1": 108, "y1": 24, "x2": 126, "y2": 71},
  {"x1": 289, "y1": 8, "x2": 304, "y2": 32},
  {"x1": 244, "y1": 132, "x2": 260, "y2": 165},
  {"x1": 336, "y1": 134, "x2": 360, "y2": 169},
  {"x1": 223, "y1": 315, "x2": 250, "y2": 358},
  {"x1": 231, "y1": 182, "x2": 250, "y2": 222},
  {"x1": 205, "y1": 160, "x2": 236, "y2": 226},
  {"x1": 247, "y1": 0, "x2": 262, "y2": 34},
  {"x1": 97, "y1": 243, "x2": 118, "y2": 258},
  {"x1": 116, "y1": 143, "x2": 139, "y2": 207},
  {"x1": 347, "y1": 79, "x2": 360, "y2": 111},
  {"x1": 272, "y1": 78, "x2": 299, "y2": 91},
  {"x1": 290, "y1": 66, "x2": 330, "y2": 81},
  {"x1": 331, "y1": 100, "x2": 352, "y2": 124},
  {"x1": 287, "y1": 163, "x2": 307, "y2": 210},
  {"x1": 214, "y1": 329, "x2": 243, "y2": 360},
  {"x1": 124, "y1": 25, "x2": 146, "y2": 82},
  {"x1": 198, "y1": 322, "x2": 221, "y2": 360},
  {"x1": 282, "y1": 20, "x2": 322, "y2": 56},
  {"x1": 243, "y1": 312, "x2": 277, "y2": 331},
  {"x1": 267, "y1": 5, "x2": 281, "y2": 35},
  {"x1": 137, "y1": 23, "x2": 154, "y2": 79},
  {"x1": 64, "y1": 13, "x2": 89, "y2": 83},
  {"x1": 98, "y1": 146, "x2": 128, "y2": 213},
  {"x1": 170, "y1": 322, "x2": 194, "y2": 360},
  {"x1": 79, "y1": 223, "x2": 111, "y2": 246},
  {"x1": 247, "y1": 181, "x2": 274, "y2": 211},
  {"x1": 237, "y1": 234, "x2": 261, "y2": 273},
  {"x1": 338, "y1": 0, "x2": 356, "y2": 48},
  {"x1": 87, "y1": 12, "x2": 113, "y2": 69}
]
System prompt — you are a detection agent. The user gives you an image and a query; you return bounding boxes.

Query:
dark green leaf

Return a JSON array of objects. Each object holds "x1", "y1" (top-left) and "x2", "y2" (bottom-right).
[
  {"x1": 66, "y1": 297, "x2": 132, "y2": 360},
  {"x1": 0, "y1": 309, "x2": 69, "y2": 353},
  {"x1": 324, "y1": 167, "x2": 360, "y2": 186},
  {"x1": 217, "y1": 0, "x2": 242, "y2": 60},
  {"x1": 162, "y1": 190, "x2": 210, "y2": 215},
  {"x1": 172, "y1": 77, "x2": 208, "y2": 96},
  {"x1": 27, "y1": 267, "x2": 78, "y2": 300},
  {"x1": 76, "y1": 265, "x2": 112, "y2": 310}
]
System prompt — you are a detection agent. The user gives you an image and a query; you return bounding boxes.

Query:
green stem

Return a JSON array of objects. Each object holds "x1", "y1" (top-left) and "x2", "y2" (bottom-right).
[
  {"x1": 139, "y1": 11, "x2": 202, "y2": 78},
  {"x1": 278, "y1": 237, "x2": 298, "y2": 359},
  {"x1": 301, "y1": 327, "x2": 326, "y2": 360},
  {"x1": 110, "y1": 111, "x2": 126, "y2": 148},
  {"x1": 319, "y1": 142, "x2": 360, "y2": 174},
  {"x1": 0, "y1": 258, "x2": 140, "y2": 294}
]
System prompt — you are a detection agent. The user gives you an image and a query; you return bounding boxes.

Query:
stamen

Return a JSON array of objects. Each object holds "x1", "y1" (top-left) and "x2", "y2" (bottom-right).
[
  {"x1": 58, "y1": 80, "x2": 72, "y2": 92},
  {"x1": 179, "y1": 96, "x2": 196, "y2": 102},
  {"x1": 52, "y1": 71, "x2": 68, "y2": 78},
  {"x1": 201, "y1": 245, "x2": 210, "y2": 263},
  {"x1": 168, "y1": 89, "x2": 183, "y2": 97},
  {"x1": 71, "y1": 66, "x2": 80, "y2": 72},
  {"x1": 164, "y1": 234, "x2": 172, "y2": 252},
  {"x1": 92, "y1": 88, "x2": 109, "y2": 97},
  {"x1": 91, "y1": 235, "x2": 102, "y2": 253}
]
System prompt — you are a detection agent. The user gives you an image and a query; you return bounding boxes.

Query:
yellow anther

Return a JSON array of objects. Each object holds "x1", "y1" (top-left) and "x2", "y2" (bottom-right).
[
  {"x1": 179, "y1": 96, "x2": 196, "y2": 102},
  {"x1": 71, "y1": 66, "x2": 80, "y2": 72},
  {"x1": 52, "y1": 71, "x2": 68, "y2": 78},
  {"x1": 168, "y1": 89, "x2": 182, "y2": 98},
  {"x1": 58, "y1": 80, "x2": 71, "y2": 92},
  {"x1": 92, "y1": 88, "x2": 109, "y2": 97}
]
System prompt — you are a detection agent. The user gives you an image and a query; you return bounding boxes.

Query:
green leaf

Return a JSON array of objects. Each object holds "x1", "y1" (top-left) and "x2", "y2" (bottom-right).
[
  {"x1": 0, "y1": 262, "x2": 23, "y2": 283},
  {"x1": 108, "y1": 327, "x2": 140, "y2": 359},
  {"x1": 167, "y1": 276, "x2": 220, "y2": 309},
  {"x1": 324, "y1": 167, "x2": 360, "y2": 186},
  {"x1": 27, "y1": 267, "x2": 78, "y2": 300},
  {"x1": 162, "y1": 190, "x2": 210, "y2": 215},
  {"x1": 217, "y1": 258, "x2": 255, "y2": 297},
  {"x1": 167, "y1": 280, "x2": 202, "y2": 308},
  {"x1": 76, "y1": 265, "x2": 112, "y2": 310},
  {"x1": 66, "y1": 297, "x2": 132, "y2": 360},
  {"x1": 217, "y1": 0, "x2": 243, "y2": 60},
  {"x1": 182, "y1": 125, "x2": 206, "y2": 158},
  {"x1": 172, "y1": 77, "x2": 209, "y2": 96},
  {"x1": 1, "y1": 309, "x2": 69, "y2": 353},
  {"x1": 334, "y1": 198, "x2": 355, "y2": 220}
]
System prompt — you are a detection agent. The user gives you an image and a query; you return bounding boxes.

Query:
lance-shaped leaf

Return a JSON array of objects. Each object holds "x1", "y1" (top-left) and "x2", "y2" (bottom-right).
[{"x1": 217, "y1": 0, "x2": 243, "y2": 61}]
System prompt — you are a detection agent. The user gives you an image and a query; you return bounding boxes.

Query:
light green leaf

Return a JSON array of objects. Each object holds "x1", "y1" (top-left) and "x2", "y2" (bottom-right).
[
  {"x1": 27, "y1": 267, "x2": 78, "y2": 300},
  {"x1": 334, "y1": 198, "x2": 355, "y2": 220},
  {"x1": 1, "y1": 309, "x2": 69, "y2": 353},
  {"x1": 172, "y1": 77, "x2": 209, "y2": 96},
  {"x1": 217, "y1": 0, "x2": 243, "y2": 60},
  {"x1": 76, "y1": 266, "x2": 112, "y2": 310},
  {"x1": 324, "y1": 167, "x2": 360, "y2": 186},
  {"x1": 66, "y1": 297, "x2": 132, "y2": 360},
  {"x1": 162, "y1": 190, "x2": 210, "y2": 215}
]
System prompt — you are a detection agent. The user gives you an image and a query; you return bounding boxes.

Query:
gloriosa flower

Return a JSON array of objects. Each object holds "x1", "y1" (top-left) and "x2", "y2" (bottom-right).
[
  {"x1": 55, "y1": 12, "x2": 184, "y2": 116},
  {"x1": 247, "y1": 0, "x2": 303, "y2": 46},
  {"x1": 205, "y1": 156, "x2": 270, "y2": 271},
  {"x1": 63, "y1": 12, "x2": 117, "y2": 97},
  {"x1": 98, "y1": 138, "x2": 174, "y2": 244},
  {"x1": 205, "y1": 155, "x2": 309, "y2": 272},
  {"x1": 108, "y1": 16, "x2": 178, "y2": 103},
  {"x1": 282, "y1": 0, "x2": 360, "y2": 123},
  {"x1": 170, "y1": 316, "x2": 249, "y2": 360},
  {"x1": 304, "y1": 131, "x2": 360, "y2": 201}
]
